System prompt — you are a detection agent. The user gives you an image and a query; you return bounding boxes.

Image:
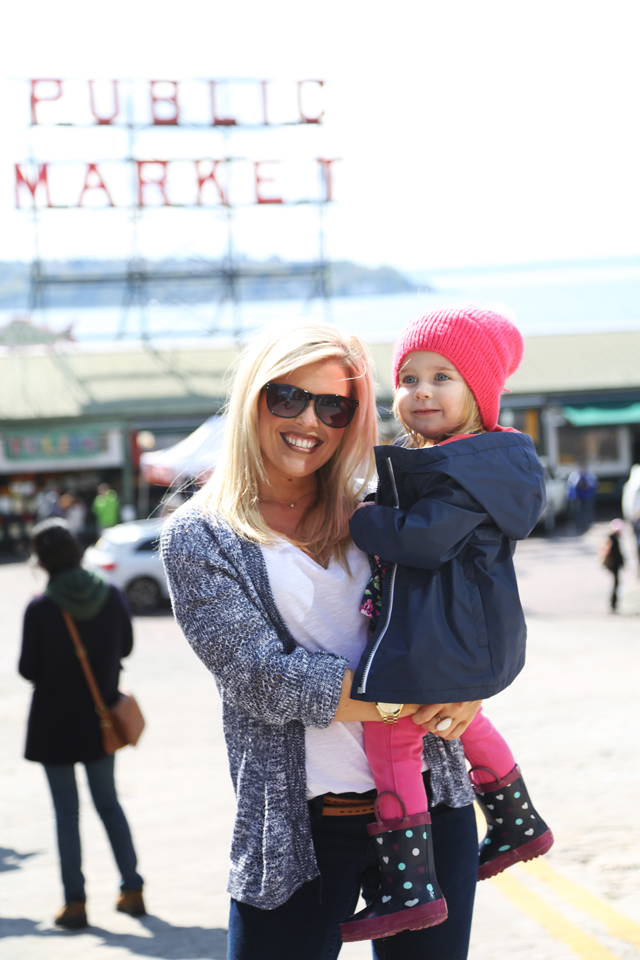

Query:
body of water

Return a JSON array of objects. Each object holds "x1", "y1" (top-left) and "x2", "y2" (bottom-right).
[{"x1": 2, "y1": 258, "x2": 638, "y2": 345}]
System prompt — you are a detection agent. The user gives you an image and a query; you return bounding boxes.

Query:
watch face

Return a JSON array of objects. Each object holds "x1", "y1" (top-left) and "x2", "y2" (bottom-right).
[{"x1": 377, "y1": 702, "x2": 403, "y2": 712}]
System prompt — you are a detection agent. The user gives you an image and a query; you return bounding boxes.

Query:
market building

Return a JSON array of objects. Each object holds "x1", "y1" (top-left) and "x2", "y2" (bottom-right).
[
  {"x1": 0, "y1": 341, "x2": 238, "y2": 552},
  {"x1": 1, "y1": 330, "x2": 639, "y2": 553}
]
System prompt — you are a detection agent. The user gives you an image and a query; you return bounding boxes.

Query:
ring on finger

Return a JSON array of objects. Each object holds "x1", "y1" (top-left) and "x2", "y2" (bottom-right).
[{"x1": 436, "y1": 716, "x2": 453, "y2": 732}]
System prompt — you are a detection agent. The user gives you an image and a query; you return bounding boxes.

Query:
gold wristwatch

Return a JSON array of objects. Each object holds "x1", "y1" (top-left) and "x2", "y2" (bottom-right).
[{"x1": 375, "y1": 702, "x2": 404, "y2": 724}]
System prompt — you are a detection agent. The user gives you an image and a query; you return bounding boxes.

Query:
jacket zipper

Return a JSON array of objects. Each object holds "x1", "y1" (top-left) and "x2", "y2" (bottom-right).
[{"x1": 358, "y1": 458, "x2": 399, "y2": 695}]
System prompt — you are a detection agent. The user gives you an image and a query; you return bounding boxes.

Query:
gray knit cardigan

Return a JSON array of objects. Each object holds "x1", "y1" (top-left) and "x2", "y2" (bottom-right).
[{"x1": 161, "y1": 502, "x2": 474, "y2": 910}]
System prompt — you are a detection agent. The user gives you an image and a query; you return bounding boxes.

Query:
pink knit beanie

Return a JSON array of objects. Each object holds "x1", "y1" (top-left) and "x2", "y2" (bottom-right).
[{"x1": 392, "y1": 305, "x2": 524, "y2": 431}]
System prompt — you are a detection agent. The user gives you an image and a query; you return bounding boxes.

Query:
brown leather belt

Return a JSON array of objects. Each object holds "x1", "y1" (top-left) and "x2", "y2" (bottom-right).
[{"x1": 320, "y1": 795, "x2": 376, "y2": 817}]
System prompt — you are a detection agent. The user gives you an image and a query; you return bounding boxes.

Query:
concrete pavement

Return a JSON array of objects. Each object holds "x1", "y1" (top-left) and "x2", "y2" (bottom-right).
[{"x1": 1, "y1": 523, "x2": 639, "y2": 959}]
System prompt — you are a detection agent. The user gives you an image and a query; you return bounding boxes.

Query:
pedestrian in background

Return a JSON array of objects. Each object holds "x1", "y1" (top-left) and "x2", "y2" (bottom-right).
[
  {"x1": 18, "y1": 518, "x2": 144, "y2": 929},
  {"x1": 566, "y1": 466, "x2": 598, "y2": 532},
  {"x1": 36, "y1": 487, "x2": 64, "y2": 522},
  {"x1": 601, "y1": 519, "x2": 625, "y2": 613},
  {"x1": 59, "y1": 493, "x2": 87, "y2": 539},
  {"x1": 92, "y1": 483, "x2": 120, "y2": 533},
  {"x1": 633, "y1": 514, "x2": 640, "y2": 577}
]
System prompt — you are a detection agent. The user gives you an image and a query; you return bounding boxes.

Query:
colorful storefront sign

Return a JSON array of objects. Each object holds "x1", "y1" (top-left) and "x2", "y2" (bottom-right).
[
  {"x1": 3, "y1": 428, "x2": 108, "y2": 461},
  {"x1": 0, "y1": 426, "x2": 123, "y2": 474}
]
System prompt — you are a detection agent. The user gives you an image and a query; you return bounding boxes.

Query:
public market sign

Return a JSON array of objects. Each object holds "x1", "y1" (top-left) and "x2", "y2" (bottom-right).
[{"x1": 14, "y1": 78, "x2": 338, "y2": 209}]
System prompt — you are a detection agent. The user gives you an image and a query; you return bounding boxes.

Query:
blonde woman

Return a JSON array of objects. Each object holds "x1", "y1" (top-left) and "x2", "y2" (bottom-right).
[{"x1": 161, "y1": 321, "x2": 479, "y2": 960}]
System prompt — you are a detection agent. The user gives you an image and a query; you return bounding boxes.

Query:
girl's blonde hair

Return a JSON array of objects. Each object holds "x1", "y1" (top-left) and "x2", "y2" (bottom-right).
[
  {"x1": 197, "y1": 319, "x2": 378, "y2": 564},
  {"x1": 392, "y1": 379, "x2": 483, "y2": 448}
]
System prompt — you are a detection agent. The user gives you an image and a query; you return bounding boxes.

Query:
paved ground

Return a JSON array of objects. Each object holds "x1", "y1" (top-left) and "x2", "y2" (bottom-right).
[{"x1": 1, "y1": 522, "x2": 639, "y2": 959}]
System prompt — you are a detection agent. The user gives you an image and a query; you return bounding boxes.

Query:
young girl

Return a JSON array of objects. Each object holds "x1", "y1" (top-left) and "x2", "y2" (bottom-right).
[{"x1": 340, "y1": 306, "x2": 553, "y2": 943}]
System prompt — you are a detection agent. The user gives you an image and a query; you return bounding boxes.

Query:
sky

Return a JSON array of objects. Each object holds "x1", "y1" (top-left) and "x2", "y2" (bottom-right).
[{"x1": 1, "y1": 0, "x2": 639, "y2": 272}]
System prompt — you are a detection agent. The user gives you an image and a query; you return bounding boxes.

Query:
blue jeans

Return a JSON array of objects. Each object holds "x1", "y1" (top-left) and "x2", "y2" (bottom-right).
[
  {"x1": 228, "y1": 802, "x2": 477, "y2": 960},
  {"x1": 44, "y1": 754, "x2": 143, "y2": 903}
]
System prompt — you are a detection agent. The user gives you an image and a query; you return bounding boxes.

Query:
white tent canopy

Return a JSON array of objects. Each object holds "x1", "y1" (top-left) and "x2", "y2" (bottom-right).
[{"x1": 140, "y1": 416, "x2": 226, "y2": 486}]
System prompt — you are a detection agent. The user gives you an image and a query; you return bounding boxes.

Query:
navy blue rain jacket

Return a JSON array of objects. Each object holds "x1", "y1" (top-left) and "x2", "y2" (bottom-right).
[{"x1": 349, "y1": 431, "x2": 545, "y2": 704}]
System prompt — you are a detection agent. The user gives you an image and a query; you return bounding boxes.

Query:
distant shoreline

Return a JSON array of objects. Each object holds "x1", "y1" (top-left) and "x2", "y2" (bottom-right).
[
  {"x1": 0, "y1": 258, "x2": 415, "y2": 310},
  {"x1": 0, "y1": 256, "x2": 638, "y2": 346}
]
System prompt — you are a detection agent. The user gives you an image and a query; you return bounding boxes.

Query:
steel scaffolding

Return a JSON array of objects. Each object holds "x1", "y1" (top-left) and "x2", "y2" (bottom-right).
[{"x1": 17, "y1": 77, "x2": 334, "y2": 342}]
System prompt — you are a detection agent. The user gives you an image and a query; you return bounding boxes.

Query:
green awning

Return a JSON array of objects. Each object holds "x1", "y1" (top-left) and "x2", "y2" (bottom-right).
[{"x1": 562, "y1": 402, "x2": 640, "y2": 427}]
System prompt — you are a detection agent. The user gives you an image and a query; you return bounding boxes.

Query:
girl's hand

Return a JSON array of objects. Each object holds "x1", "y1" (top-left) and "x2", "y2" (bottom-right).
[
  {"x1": 411, "y1": 701, "x2": 482, "y2": 740},
  {"x1": 354, "y1": 501, "x2": 374, "y2": 512}
]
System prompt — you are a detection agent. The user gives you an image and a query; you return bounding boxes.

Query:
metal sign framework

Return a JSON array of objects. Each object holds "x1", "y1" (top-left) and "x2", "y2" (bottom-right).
[{"x1": 15, "y1": 77, "x2": 338, "y2": 340}]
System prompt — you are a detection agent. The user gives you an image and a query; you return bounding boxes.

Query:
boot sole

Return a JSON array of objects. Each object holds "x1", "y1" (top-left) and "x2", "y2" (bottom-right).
[
  {"x1": 478, "y1": 828, "x2": 554, "y2": 881},
  {"x1": 340, "y1": 898, "x2": 448, "y2": 942},
  {"x1": 116, "y1": 904, "x2": 146, "y2": 917}
]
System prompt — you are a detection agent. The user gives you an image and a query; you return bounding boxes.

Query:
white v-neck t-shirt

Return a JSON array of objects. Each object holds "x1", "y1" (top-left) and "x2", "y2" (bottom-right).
[{"x1": 260, "y1": 538, "x2": 377, "y2": 799}]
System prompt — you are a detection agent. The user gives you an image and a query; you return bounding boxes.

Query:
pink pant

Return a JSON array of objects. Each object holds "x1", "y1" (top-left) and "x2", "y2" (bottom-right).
[{"x1": 363, "y1": 707, "x2": 515, "y2": 820}]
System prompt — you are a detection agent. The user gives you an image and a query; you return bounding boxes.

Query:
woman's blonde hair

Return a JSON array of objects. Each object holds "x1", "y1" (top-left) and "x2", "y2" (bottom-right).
[
  {"x1": 392, "y1": 379, "x2": 483, "y2": 448},
  {"x1": 197, "y1": 319, "x2": 378, "y2": 564}
]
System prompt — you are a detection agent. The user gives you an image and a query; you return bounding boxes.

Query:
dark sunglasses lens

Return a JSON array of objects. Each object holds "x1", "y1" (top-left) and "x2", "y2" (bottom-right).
[
  {"x1": 316, "y1": 397, "x2": 356, "y2": 428},
  {"x1": 266, "y1": 384, "x2": 307, "y2": 419}
]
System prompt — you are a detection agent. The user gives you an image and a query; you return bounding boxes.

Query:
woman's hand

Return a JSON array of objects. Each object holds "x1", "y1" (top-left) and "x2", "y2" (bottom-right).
[
  {"x1": 333, "y1": 670, "x2": 421, "y2": 722},
  {"x1": 353, "y1": 501, "x2": 374, "y2": 513},
  {"x1": 332, "y1": 671, "x2": 478, "y2": 733},
  {"x1": 411, "y1": 701, "x2": 482, "y2": 740}
]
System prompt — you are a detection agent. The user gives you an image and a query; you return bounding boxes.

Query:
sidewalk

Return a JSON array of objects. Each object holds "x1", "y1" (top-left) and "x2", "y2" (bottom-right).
[{"x1": 1, "y1": 524, "x2": 639, "y2": 959}]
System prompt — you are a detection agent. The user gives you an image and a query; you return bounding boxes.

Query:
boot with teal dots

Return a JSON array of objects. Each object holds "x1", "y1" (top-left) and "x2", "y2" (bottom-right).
[
  {"x1": 340, "y1": 792, "x2": 448, "y2": 943},
  {"x1": 471, "y1": 764, "x2": 554, "y2": 881}
]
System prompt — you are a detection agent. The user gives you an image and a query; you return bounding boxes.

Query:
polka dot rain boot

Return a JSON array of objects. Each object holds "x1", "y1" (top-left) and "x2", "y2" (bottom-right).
[
  {"x1": 340, "y1": 792, "x2": 448, "y2": 943},
  {"x1": 472, "y1": 764, "x2": 554, "y2": 881}
]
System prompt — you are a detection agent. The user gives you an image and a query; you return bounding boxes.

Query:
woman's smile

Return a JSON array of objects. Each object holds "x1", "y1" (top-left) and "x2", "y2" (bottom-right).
[{"x1": 281, "y1": 431, "x2": 322, "y2": 452}]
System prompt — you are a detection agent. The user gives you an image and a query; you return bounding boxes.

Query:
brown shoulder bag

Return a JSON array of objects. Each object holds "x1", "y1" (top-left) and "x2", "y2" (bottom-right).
[{"x1": 62, "y1": 609, "x2": 145, "y2": 755}]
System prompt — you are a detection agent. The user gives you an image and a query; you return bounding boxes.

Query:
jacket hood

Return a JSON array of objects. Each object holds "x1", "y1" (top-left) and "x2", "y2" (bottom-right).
[
  {"x1": 377, "y1": 431, "x2": 545, "y2": 541},
  {"x1": 45, "y1": 567, "x2": 110, "y2": 621}
]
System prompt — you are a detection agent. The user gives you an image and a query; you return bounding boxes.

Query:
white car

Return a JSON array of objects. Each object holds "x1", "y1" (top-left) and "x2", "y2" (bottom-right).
[
  {"x1": 622, "y1": 464, "x2": 640, "y2": 523},
  {"x1": 537, "y1": 457, "x2": 568, "y2": 531},
  {"x1": 83, "y1": 519, "x2": 168, "y2": 613}
]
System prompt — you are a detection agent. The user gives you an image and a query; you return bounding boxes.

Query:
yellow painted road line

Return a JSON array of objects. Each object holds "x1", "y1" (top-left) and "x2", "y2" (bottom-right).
[
  {"x1": 491, "y1": 871, "x2": 622, "y2": 960},
  {"x1": 522, "y1": 859, "x2": 640, "y2": 951}
]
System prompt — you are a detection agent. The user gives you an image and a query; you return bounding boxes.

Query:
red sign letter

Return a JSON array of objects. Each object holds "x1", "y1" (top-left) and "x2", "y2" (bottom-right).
[
  {"x1": 317, "y1": 158, "x2": 340, "y2": 202},
  {"x1": 30, "y1": 79, "x2": 62, "y2": 125},
  {"x1": 254, "y1": 162, "x2": 283, "y2": 204},
  {"x1": 15, "y1": 164, "x2": 51, "y2": 207},
  {"x1": 78, "y1": 164, "x2": 114, "y2": 207},
  {"x1": 261, "y1": 80, "x2": 270, "y2": 125},
  {"x1": 209, "y1": 81, "x2": 237, "y2": 126},
  {"x1": 137, "y1": 161, "x2": 170, "y2": 206},
  {"x1": 88, "y1": 80, "x2": 120, "y2": 125},
  {"x1": 297, "y1": 80, "x2": 324, "y2": 124},
  {"x1": 195, "y1": 161, "x2": 228, "y2": 206},
  {"x1": 150, "y1": 80, "x2": 180, "y2": 125}
]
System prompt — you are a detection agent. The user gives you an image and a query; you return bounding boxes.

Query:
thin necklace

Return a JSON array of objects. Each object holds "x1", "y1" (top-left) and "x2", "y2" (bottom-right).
[{"x1": 259, "y1": 492, "x2": 315, "y2": 509}]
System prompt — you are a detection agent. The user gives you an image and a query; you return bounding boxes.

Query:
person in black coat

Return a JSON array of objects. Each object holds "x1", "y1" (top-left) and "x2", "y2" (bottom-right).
[
  {"x1": 19, "y1": 519, "x2": 144, "y2": 928},
  {"x1": 603, "y1": 519, "x2": 625, "y2": 612}
]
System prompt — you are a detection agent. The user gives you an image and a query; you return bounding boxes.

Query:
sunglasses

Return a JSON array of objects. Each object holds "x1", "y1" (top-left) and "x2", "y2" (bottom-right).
[{"x1": 264, "y1": 382, "x2": 358, "y2": 429}]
